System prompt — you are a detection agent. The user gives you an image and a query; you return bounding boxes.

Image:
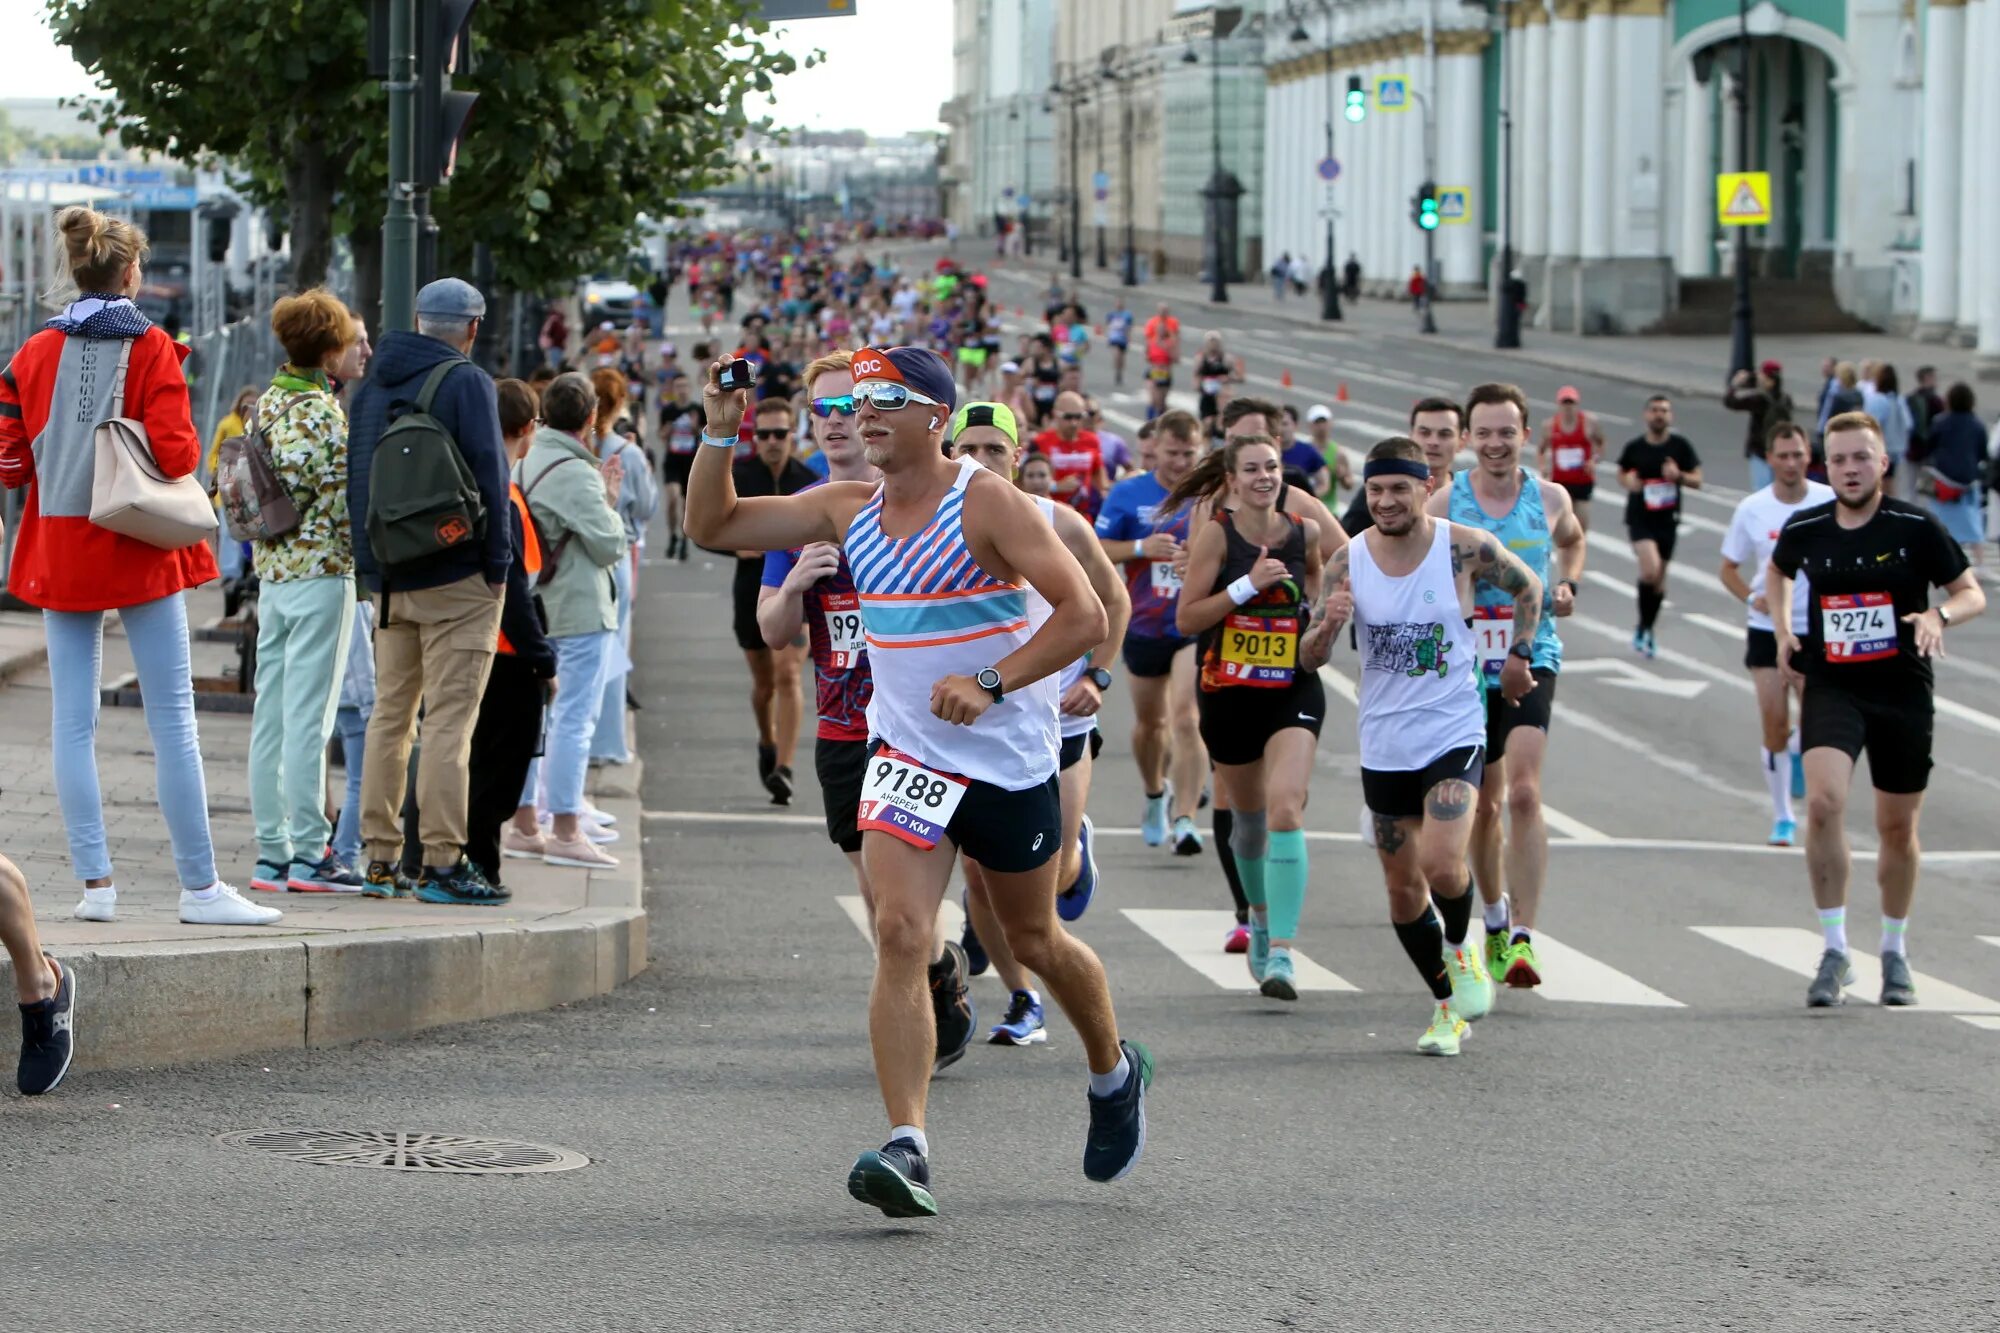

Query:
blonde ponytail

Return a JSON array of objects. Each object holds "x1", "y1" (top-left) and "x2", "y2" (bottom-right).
[{"x1": 52, "y1": 205, "x2": 150, "y2": 297}]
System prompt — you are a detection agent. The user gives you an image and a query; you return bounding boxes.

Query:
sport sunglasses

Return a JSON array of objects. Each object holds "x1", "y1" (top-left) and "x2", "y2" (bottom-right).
[
  {"x1": 810, "y1": 395, "x2": 856, "y2": 418},
  {"x1": 851, "y1": 380, "x2": 942, "y2": 412}
]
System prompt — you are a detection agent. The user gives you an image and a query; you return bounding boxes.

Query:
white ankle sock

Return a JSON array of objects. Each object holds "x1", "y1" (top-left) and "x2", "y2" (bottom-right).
[
  {"x1": 1762, "y1": 748, "x2": 1793, "y2": 822},
  {"x1": 1818, "y1": 906, "x2": 1847, "y2": 954},
  {"x1": 1788, "y1": 728, "x2": 1801, "y2": 757},
  {"x1": 185, "y1": 882, "x2": 221, "y2": 900},
  {"x1": 1482, "y1": 895, "x2": 1510, "y2": 934},
  {"x1": 1089, "y1": 1053, "x2": 1130, "y2": 1098},
  {"x1": 1881, "y1": 917, "x2": 1909, "y2": 956},
  {"x1": 889, "y1": 1124, "x2": 928, "y2": 1156},
  {"x1": 81, "y1": 885, "x2": 116, "y2": 901}
]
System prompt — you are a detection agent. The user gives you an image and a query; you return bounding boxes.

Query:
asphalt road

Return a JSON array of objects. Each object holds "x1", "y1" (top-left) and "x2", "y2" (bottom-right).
[{"x1": 4, "y1": 275, "x2": 1998, "y2": 1332}]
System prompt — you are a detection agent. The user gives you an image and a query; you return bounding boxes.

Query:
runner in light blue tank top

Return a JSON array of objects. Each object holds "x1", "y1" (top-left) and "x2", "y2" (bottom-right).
[{"x1": 1450, "y1": 466, "x2": 1562, "y2": 675}]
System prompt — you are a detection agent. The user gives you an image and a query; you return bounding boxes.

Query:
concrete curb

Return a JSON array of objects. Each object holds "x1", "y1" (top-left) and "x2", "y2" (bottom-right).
[{"x1": 3, "y1": 763, "x2": 649, "y2": 1076}]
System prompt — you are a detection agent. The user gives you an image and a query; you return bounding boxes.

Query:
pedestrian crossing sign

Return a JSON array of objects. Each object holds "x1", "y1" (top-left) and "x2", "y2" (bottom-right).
[
  {"x1": 1375, "y1": 76, "x2": 1409, "y2": 111},
  {"x1": 1715, "y1": 172, "x2": 1772, "y2": 227},
  {"x1": 1435, "y1": 187, "x2": 1470, "y2": 224}
]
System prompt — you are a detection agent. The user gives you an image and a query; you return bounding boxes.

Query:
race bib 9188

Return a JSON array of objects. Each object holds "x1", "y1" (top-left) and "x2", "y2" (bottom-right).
[
  {"x1": 1820, "y1": 591, "x2": 1897, "y2": 663},
  {"x1": 822, "y1": 591, "x2": 865, "y2": 669},
  {"x1": 1473, "y1": 606, "x2": 1513, "y2": 679},
  {"x1": 856, "y1": 748, "x2": 969, "y2": 851}
]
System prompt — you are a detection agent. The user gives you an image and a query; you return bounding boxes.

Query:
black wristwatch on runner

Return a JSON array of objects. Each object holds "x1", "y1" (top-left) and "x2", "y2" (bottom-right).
[
  {"x1": 976, "y1": 667, "x2": 1004, "y2": 703},
  {"x1": 1508, "y1": 641, "x2": 1534, "y2": 661},
  {"x1": 1085, "y1": 666, "x2": 1114, "y2": 691}
]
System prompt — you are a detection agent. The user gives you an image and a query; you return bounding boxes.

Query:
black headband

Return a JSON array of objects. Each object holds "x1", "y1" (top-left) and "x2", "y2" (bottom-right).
[{"x1": 1363, "y1": 458, "x2": 1430, "y2": 482}]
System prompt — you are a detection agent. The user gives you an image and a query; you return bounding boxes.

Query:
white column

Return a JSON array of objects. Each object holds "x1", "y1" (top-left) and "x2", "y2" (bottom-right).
[
  {"x1": 1437, "y1": 49, "x2": 1483, "y2": 288},
  {"x1": 1612, "y1": 9, "x2": 1666, "y2": 257},
  {"x1": 1677, "y1": 64, "x2": 1713, "y2": 277},
  {"x1": 1365, "y1": 57, "x2": 1387, "y2": 286},
  {"x1": 1979, "y1": 0, "x2": 2000, "y2": 358},
  {"x1": 1521, "y1": 8, "x2": 1551, "y2": 259},
  {"x1": 1578, "y1": 2, "x2": 1616, "y2": 259},
  {"x1": 1920, "y1": 0, "x2": 1966, "y2": 333},
  {"x1": 1546, "y1": 10, "x2": 1584, "y2": 260},
  {"x1": 1956, "y1": 0, "x2": 1984, "y2": 338}
]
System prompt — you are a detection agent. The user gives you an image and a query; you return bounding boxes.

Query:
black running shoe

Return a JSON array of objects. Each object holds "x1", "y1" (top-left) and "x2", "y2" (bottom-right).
[
  {"x1": 415, "y1": 858, "x2": 513, "y2": 907},
  {"x1": 847, "y1": 1137, "x2": 937, "y2": 1218},
  {"x1": 18, "y1": 954, "x2": 76, "y2": 1096},
  {"x1": 1084, "y1": 1039, "x2": 1154, "y2": 1182},
  {"x1": 757, "y1": 743, "x2": 777, "y2": 784},
  {"x1": 960, "y1": 905, "x2": 989, "y2": 977},
  {"x1": 931, "y1": 941, "x2": 976, "y2": 1073},
  {"x1": 766, "y1": 763, "x2": 794, "y2": 806},
  {"x1": 361, "y1": 859, "x2": 414, "y2": 900}
]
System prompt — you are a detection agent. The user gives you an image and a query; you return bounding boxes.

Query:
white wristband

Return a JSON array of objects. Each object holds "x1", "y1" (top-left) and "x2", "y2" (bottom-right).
[
  {"x1": 1226, "y1": 574, "x2": 1258, "y2": 606},
  {"x1": 700, "y1": 432, "x2": 737, "y2": 450}
]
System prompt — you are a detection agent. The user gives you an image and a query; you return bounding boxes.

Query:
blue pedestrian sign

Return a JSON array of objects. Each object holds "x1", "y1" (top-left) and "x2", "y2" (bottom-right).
[
  {"x1": 1376, "y1": 75, "x2": 1409, "y2": 111},
  {"x1": 1092, "y1": 170, "x2": 1110, "y2": 192},
  {"x1": 1316, "y1": 157, "x2": 1340, "y2": 182},
  {"x1": 1435, "y1": 187, "x2": 1471, "y2": 224}
]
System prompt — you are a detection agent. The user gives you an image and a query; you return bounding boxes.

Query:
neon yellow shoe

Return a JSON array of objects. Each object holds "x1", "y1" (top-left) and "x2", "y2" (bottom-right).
[
  {"x1": 1444, "y1": 943, "x2": 1494, "y2": 1021},
  {"x1": 1483, "y1": 930, "x2": 1508, "y2": 984},
  {"x1": 1498, "y1": 935, "x2": 1542, "y2": 989},
  {"x1": 1417, "y1": 1001, "x2": 1469, "y2": 1056}
]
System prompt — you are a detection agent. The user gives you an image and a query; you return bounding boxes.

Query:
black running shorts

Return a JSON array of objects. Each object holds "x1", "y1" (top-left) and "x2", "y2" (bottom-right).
[
  {"x1": 1362, "y1": 745, "x2": 1487, "y2": 821},
  {"x1": 1058, "y1": 727, "x2": 1101, "y2": 772},
  {"x1": 1121, "y1": 631, "x2": 1194, "y2": 679},
  {"x1": 1626, "y1": 518, "x2": 1679, "y2": 564},
  {"x1": 816, "y1": 736, "x2": 869, "y2": 853},
  {"x1": 1558, "y1": 479, "x2": 1595, "y2": 505},
  {"x1": 1196, "y1": 672, "x2": 1327, "y2": 767},
  {"x1": 1484, "y1": 667, "x2": 1556, "y2": 762},
  {"x1": 1799, "y1": 682, "x2": 1933, "y2": 795},
  {"x1": 865, "y1": 742, "x2": 1062, "y2": 873},
  {"x1": 1744, "y1": 627, "x2": 1778, "y2": 669}
]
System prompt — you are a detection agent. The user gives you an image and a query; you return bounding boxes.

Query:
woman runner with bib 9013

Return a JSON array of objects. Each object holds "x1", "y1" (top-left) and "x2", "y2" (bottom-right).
[{"x1": 1170, "y1": 434, "x2": 1333, "y2": 1000}]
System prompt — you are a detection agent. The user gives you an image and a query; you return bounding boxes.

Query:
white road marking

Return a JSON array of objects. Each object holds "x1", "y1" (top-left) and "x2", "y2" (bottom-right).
[
  {"x1": 1692, "y1": 927, "x2": 2000, "y2": 1014},
  {"x1": 1562, "y1": 657, "x2": 1709, "y2": 699},
  {"x1": 1522, "y1": 933, "x2": 1684, "y2": 1007},
  {"x1": 1121, "y1": 908, "x2": 1357, "y2": 991},
  {"x1": 1957, "y1": 1015, "x2": 2000, "y2": 1031},
  {"x1": 1539, "y1": 807, "x2": 1612, "y2": 843},
  {"x1": 1586, "y1": 528, "x2": 1735, "y2": 598}
]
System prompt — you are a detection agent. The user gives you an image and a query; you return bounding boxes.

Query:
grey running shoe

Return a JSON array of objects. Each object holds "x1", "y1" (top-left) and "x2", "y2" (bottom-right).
[
  {"x1": 1879, "y1": 951, "x2": 1917, "y2": 1007},
  {"x1": 1806, "y1": 949, "x2": 1852, "y2": 1008}
]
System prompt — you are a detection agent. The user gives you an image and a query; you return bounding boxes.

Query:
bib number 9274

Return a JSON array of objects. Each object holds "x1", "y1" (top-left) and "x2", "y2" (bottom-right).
[
  {"x1": 1819, "y1": 591, "x2": 1897, "y2": 663},
  {"x1": 856, "y1": 747, "x2": 969, "y2": 851}
]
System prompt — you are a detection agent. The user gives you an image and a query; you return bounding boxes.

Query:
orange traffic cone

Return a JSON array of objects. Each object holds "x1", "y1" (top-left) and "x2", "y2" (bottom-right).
[
  {"x1": 1336, "y1": 382, "x2": 1349, "y2": 403},
  {"x1": 1281, "y1": 369, "x2": 1294, "y2": 388}
]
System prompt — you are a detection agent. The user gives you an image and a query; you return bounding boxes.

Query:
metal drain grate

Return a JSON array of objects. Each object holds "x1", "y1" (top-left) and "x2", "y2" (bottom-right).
[{"x1": 218, "y1": 1129, "x2": 589, "y2": 1174}]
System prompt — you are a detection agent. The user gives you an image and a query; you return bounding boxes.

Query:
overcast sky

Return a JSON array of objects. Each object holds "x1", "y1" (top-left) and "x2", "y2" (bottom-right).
[{"x1": 0, "y1": 0, "x2": 951, "y2": 134}]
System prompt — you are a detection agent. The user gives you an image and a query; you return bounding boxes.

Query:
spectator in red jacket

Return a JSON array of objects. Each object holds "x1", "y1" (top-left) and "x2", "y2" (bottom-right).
[{"x1": 0, "y1": 205, "x2": 280, "y2": 929}]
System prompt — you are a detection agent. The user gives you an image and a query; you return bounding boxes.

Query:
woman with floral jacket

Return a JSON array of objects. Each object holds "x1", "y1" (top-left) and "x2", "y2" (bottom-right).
[{"x1": 244, "y1": 289, "x2": 365, "y2": 894}]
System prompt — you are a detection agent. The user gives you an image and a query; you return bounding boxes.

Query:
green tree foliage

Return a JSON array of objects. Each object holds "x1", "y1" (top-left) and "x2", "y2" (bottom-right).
[{"x1": 46, "y1": 0, "x2": 796, "y2": 293}]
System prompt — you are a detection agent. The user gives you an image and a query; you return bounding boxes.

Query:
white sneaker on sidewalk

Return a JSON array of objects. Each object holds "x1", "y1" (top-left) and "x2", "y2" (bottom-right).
[
  {"x1": 179, "y1": 882, "x2": 284, "y2": 925},
  {"x1": 543, "y1": 837, "x2": 619, "y2": 870},
  {"x1": 583, "y1": 801, "x2": 617, "y2": 827},
  {"x1": 538, "y1": 812, "x2": 618, "y2": 844},
  {"x1": 73, "y1": 886, "x2": 118, "y2": 923}
]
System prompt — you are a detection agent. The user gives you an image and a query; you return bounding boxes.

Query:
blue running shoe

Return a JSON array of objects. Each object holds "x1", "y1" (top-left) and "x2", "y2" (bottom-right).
[
  {"x1": 1247, "y1": 918, "x2": 1271, "y2": 983},
  {"x1": 1140, "y1": 782, "x2": 1171, "y2": 847},
  {"x1": 1171, "y1": 815, "x2": 1203, "y2": 857},
  {"x1": 1790, "y1": 751, "x2": 1806, "y2": 800},
  {"x1": 1770, "y1": 817, "x2": 1798, "y2": 847},
  {"x1": 1642, "y1": 628, "x2": 1658, "y2": 659},
  {"x1": 847, "y1": 1137, "x2": 937, "y2": 1218},
  {"x1": 1057, "y1": 815, "x2": 1098, "y2": 921},
  {"x1": 1084, "y1": 1039, "x2": 1154, "y2": 1183},
  {"x1": 1632, "y1": 627, "x2": 1646, "y2": 656},
  {"x1": 248, "y1": 860, "x2": 288, "y2": 894},
  {"x1": 988, "y1": 989, "x2": 1048, "y2": 1045},
  {"x1": 1259, "y1": 948, "x2": 1298, "y2": 1001}
]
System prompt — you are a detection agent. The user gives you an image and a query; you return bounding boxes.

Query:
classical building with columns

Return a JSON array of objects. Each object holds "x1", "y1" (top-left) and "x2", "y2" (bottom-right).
[{"x1": 1261, "y1": 0, "x2": 1999, "y2": 362}]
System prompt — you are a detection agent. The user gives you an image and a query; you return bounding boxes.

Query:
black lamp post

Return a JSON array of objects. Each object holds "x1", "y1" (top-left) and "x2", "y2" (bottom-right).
[
  {"x1": 1188, "y1": 7, "x2": 1246, "y2": 304},
  {"x1": 1493, "y1": 1, "x2": 1520, "y2": 348},
  {"x1": 1290, "y1": 13, "x2": 1341, "y2": 321},
  {"x1": 1727, "y1": 0, "x2": 1756, "y2": 377}
]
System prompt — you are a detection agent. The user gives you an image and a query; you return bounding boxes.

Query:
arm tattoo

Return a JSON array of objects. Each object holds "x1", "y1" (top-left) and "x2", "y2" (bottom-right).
[
  {"x1": 1478, "y1": 544, "x2": 1543, "y2": 644},
  {"x1": 1425, "y1": 779, "x2": 1475, "y2": 823},
  {"x1": 1372, "y1": 811, "x2": 1408, "y2": 853}
]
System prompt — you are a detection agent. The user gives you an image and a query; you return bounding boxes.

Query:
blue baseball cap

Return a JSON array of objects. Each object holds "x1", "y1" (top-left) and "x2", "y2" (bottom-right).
[{"x1": 852, "y1": 345, "x2": 957, "y2": 412}]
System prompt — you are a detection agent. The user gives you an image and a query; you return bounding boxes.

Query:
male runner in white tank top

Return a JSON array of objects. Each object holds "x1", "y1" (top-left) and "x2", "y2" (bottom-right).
[
  {"x1": 686, "y1": 346, "x2": 1151, "y2": 1219},
  {"x1": 1310, "y1": 437, "x2": 1544, "y2": 1057}
]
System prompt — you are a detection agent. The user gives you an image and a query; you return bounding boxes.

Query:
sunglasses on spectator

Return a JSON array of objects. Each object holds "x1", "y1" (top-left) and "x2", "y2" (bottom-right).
[
  {"x1": 810, "y1": 395, "x2": 856, "y2": 418},
  {"x1": 754, "y1": 428, "x2": 790, "y2": 441},
  {"x1": 1057, "y1": 411, "x2": 1086, "y2": 421},
  {"x1": 852, "y1": 381, "x2": 942, "y2": 412}
]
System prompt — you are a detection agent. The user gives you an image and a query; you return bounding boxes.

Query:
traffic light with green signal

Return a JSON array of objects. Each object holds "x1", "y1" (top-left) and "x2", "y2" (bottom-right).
[
  {"x1": 1414, "y1": 180, "x2": 1440, "y2": 231},
  {"x1": 1344, "y1": 75, "x2": 1367, "y2": 123}
]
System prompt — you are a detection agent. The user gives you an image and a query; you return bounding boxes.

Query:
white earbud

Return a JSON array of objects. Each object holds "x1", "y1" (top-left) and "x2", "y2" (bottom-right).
[{"x1": 929, "y1": 414, "x2": 939, "y2": 428}]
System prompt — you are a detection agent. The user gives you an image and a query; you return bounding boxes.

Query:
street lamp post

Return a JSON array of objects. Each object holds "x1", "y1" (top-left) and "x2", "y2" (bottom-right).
[
  {"x1": 1290, "y1": 10, "x2": 1342, "y2": 322},
  {"x1": 1493, "y1": 1, "x2": 1521, "y2": 348},
  {"x1": 1095, "y1": 94, "x2": 1108, "y2": 270},
  {"x1": 1727, "y1": 0, "x2": 1756, "y2": 376},
  {"x1": 1019, "y1": 95, "x2": 1033, "y2": 257},
  {"x1": 1060, "y1": 82, "x2": 1085, "y2": 281},
  {"x1": 1410, "y1": 86, "x2": 1439, "y2": 336}
]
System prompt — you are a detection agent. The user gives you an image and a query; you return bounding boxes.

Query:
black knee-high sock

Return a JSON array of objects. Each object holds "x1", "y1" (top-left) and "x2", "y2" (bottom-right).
[
  {"x1": 1395, "y1": 911, "x2": 1453, "y2": 1000},
  {"x1": 1213, "y1": 808, "x2": 1249, "y2": 923},
  {"x1": 1434, "y1": 876, "x2": 1475, "y2": 947},
  {"x1": 1637, "y1": 580, "x2": 1664, "y2": 630}
]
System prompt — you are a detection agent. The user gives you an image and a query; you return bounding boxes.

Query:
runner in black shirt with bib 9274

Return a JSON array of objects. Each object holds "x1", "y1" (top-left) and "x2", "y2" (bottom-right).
[
  {"x1": 1616, "y1": 394, "x2": 1701, "y2": 658},
  {"x1": 1766, "y1": 412, "x2": 1984, "y2": 1011}
]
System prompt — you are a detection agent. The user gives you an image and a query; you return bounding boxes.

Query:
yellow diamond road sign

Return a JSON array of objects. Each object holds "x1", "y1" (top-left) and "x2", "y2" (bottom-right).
[{"x1": 1716, "y1": 172, "x2": 1771, "y2": 227}]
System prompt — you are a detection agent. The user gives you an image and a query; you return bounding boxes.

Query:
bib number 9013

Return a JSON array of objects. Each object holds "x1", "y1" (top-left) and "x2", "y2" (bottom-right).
[{"x1": 856, "y1": 747, "x2": 969, "y2": 851}]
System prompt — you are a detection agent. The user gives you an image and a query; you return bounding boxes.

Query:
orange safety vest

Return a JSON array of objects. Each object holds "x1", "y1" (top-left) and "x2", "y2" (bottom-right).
[{"x1": 495, "y1": 483, "x2": 543, "y2": 656}]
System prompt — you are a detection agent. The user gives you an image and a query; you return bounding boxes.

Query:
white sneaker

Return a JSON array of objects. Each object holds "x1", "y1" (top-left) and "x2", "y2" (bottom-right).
[
  {"x1": 73, "y1": 887, "x2": 117, "y2": 923},
  {"x1": 583, "y1": 801, "x2": 617, "y2": 827},
  {"x1": 179, "y1": 882, "x2": 284, "y2": 926}
]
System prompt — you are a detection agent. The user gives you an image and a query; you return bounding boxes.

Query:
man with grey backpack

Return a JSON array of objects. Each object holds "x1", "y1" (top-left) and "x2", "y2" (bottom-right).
[{"x1": 343, "y1": 277, "x2": 513, "y2": 905}]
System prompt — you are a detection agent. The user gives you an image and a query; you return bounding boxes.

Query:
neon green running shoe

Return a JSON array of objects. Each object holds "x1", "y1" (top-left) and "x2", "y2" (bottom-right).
[
  {"x1": 1444, "y1": 943, "x2": 1494, "y2": 1021},
  {"x1": 1483, "y1": 929, "x2": 1508, "y2": 983},
  {"x1": 1499, "y1": 935, "x2": 1542, "y2": 989},
  {"x1": 1417, "y1": 1001, "x2": 1469, "y2": 1056}
]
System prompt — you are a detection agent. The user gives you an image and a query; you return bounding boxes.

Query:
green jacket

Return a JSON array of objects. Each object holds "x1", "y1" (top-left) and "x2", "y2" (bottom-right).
[{"x1": 514, "y1": 426, "x2": 627, "y2": 638}]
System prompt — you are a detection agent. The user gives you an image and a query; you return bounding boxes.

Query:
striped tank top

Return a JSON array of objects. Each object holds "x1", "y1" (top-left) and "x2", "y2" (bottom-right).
[{"x1": 846, "y1": 457, "x2": 1060, "y2": 789}]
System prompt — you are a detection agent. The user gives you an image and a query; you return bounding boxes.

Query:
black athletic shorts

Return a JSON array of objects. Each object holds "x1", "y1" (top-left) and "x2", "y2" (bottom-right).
[
  {"x1": 1058, "y1": 727, "x2": 1102, "y2": 772},
  {"x1": 1800, "y1": 682, "x2": 1933, "y2": 795},
  {"x1": 1198, "y1": 392, "x2": 1221, "y2": 423},
  {"x1": 662, "y1": 451, "x2": 694, "y2": 488},
  {"x1": 1745, "y1": 627, "x2": 1779, "y2": 669},
  {"x1": 1558, "y1": 479, "x2": 1594, "y2": 505},
  {"x1": 1196, "y1": 672, "x2": 1326, "y2": 767},
  {"x1": 1626, "y1": 518, "x2": 1679, "y2": 563},
  {"x1": 1362, "y1": 744, "x2": 1487, "y2": 821},
  {"x1": 816, "y1": 736, "x2": 868, "y2": 852},
  {"x1": 1122, "y1": 631, "x2": 1194, "y2": 679},
  {"x1": 864, "y1": 742, "x2": 1062, "y2": 873},
  {"x1": 1485, "y1": 667, "x2": 1556, "y2": 762},
  {"x1": 732, "y1": 562, "x2": 767, "y2": 651}
]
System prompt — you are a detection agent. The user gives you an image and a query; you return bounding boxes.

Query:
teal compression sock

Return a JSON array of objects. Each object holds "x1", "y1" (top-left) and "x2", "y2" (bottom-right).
[
  {"x1": 1237, "y1": 851, "x2": 1268, "y2": 910},
  {"x1": 1263, "y1": 829, "x2": 1308, "y2": 940}
]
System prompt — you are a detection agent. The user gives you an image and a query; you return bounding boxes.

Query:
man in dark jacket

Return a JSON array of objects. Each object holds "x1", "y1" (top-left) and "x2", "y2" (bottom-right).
[{"x1": 344, "y1": 277, "x2": 513, "y2": 903}]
